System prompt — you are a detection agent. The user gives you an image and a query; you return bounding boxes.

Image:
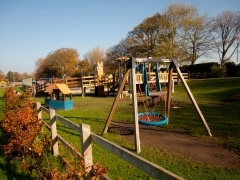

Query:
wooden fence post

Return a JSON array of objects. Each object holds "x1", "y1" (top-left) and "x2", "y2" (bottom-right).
[
  {"x1": 80, "y1": 124, "x2": 93, "y2": 176},
  {"x1": 37, "y1": 102, "x2": 42, "y2": 119},
  {"x1": 50, "y1": 108, "x2": 59, "y2": 156}
]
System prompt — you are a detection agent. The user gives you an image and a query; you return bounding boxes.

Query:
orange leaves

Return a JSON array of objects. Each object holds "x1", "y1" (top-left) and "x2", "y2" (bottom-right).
[
  {"x1": 1, "y1": 87, "x2": 47, "y2": 158},
  {"x1": 1, "y1": 87, "x2": 109, "y2": 179}
]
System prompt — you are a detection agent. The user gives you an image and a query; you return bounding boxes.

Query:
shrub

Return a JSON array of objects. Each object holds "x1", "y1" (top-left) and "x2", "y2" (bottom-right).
[
  {"x1": 2, "y1": 87, "x2": 45, "y2": 158},
  {"x1": 225, "y1": 62, "x2": 237, "y2": 76},
  {"x1": 210, "y1": 64, "x2": 227, "y2": 78},
  {"x1": 180, "y1": 62, "x2": 219, "y2": 75},
  {"x1": 1, "y1": 87, "x2": 108, "y2": 179}
]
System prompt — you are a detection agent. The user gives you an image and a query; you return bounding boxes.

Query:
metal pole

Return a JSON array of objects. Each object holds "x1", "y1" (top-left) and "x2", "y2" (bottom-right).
[{"x1": 237, "y1": 38, "x2": 239, "y2": 62}]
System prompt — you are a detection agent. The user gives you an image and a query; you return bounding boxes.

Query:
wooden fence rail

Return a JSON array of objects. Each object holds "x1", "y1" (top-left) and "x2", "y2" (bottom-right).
[{"x1": 36, "y1": 102, "x2": 183, "y2": 179}]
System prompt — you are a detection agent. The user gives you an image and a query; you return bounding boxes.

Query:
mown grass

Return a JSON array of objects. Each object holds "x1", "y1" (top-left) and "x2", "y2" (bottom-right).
[{"x1": 1, "y1": 78, "x2": 240, "y2": 179}]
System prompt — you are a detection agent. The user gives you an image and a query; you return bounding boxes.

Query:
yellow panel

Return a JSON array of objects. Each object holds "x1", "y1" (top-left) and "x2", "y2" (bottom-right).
[
  {"x1": 56, "y1": 84, "x2": 72, "y2": 94},
  {"x1": 44, "y1": 83, "x2": 72, "y2": 94},
  {"x1": 44, "y1": 84, "x2": 58, "y2": 94}
]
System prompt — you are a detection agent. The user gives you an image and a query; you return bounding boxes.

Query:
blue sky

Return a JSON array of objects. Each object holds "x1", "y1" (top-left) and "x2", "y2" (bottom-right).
[{"x1": 0, "y1": 0, "x2": 240, "y2": 75}]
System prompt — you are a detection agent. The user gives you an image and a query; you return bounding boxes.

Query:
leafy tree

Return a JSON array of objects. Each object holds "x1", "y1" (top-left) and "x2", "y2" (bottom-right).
[
  {"x1": 6, "y1": 71, "x2": 31, "y2": 82},
  {"x1": 0, "y1": 70, "x2": 6, "y2": 81},
  {"x1": 6, "y1": 71, "x2": 14, "y2": 82},
  {"x1": 46, "y1": 48, "x2": 79, "y2": 78},
  {"x1": 103, "y1": 3, "x2": 208, "y2": 73},
  {"x1": 34, "y1": 57, "x2": 49, "y2": 79},
  {"x1": 212, "y1": 11, "x2": 240, "y2": 65},
  {"x1": 78, "y1": 60, "x2": 92, "y2": 76},
  {"x1": 127, "y1": 13, "x2": 166, "y2": 58},
  {"x1": 123, "y1": 3, "x2": 206, "y2": 66},
  {"x1": 34, "y1": 48, "x2": 80, "y2": 79}
]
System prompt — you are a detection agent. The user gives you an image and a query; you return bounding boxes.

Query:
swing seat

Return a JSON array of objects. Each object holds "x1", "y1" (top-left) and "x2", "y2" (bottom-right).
[{"x1": 138, "y1": 112, "x2": 168, "y2": 126}]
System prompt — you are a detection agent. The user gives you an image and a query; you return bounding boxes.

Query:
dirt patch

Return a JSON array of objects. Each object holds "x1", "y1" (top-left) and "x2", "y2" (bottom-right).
[{"x1": 108, "y1": 122, "x2": 240, "y2": 169}]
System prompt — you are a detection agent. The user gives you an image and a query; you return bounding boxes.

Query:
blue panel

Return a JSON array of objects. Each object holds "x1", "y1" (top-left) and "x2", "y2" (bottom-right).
[
  {"x1": 143, "y1": 62, "x2": 149, "y2": 96},
  {"x1": 44, "y1": 98, "x2": 50, "y2": 106},
  {"x1": 155, "y1": 63, "x2": 161, "y2": 91},
  {"x1": 64, "y1": 100, "x2": 74, "y2": 110},
  {"x1": 49, "y1": 100, "x2": 73, "y2": 111}
]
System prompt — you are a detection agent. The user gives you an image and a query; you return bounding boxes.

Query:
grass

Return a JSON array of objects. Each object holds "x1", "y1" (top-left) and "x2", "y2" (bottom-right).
[{"x1": 1, "y1": 78, "x2": 240, "y2": 179}]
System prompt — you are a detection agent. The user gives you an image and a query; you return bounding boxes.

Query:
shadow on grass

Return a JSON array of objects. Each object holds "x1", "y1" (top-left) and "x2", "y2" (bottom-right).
[
  {"x1": 63, "y1": 116, "x2": 107, "y2": 124},
  {"x1": 0, "y1": 156, "x2": 35, "y2": 180},
  {"x1": 108, "y1": 121, "x2": 189, "y2": 135},
  {"x1": 0, "y1": 96, "x2": 5, "y2": 114},
  {"x1": 56, "y1": 124, "x2": 80, "y2": 137},
  {"x1": 0, "y1": 128, "x2": 34, "y2": 180},
  {"x1": 72, "y1": 93, "x2": 110, "y2": 98}
]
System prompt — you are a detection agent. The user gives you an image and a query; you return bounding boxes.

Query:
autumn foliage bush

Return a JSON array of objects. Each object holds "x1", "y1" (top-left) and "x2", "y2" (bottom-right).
[
  {"x1": 2, "y1": 87, "x2": 47, "y2": 158},
  {"x1": 1, "y1": 87, "x2": 108, "y2": 179},
  {"x1": 1, "y1": 87, "x2": 55, "y2": 178}
]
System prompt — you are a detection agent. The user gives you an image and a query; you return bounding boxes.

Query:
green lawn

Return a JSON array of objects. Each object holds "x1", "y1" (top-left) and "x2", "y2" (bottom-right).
[{"x1": 0, "y1": 78, "x2": 240, "y2": 179}]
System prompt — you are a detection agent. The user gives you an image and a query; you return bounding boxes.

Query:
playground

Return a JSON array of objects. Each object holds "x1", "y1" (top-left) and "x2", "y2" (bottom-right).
[
  {"x1": 31, "y1": 75, "x2": 240, "y2": 179},
  {"x1": 26, "y1": 58, "x2": 240, "y2": 178}
]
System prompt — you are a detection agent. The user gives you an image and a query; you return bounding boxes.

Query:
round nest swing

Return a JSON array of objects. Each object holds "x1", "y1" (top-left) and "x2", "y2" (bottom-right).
[
  {"x1": 136, "y1": 62, "x2": 169, "y2": 127},
  {"x1": 138, "y1": 112, "x2": 168, "y2": 126}
]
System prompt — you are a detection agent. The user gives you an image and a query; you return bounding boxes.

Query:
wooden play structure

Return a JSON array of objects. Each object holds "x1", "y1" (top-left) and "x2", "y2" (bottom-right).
[
  {"x1": 44, "y1": 83, "x2": 73, "y2": 110},
  {"x1": 35, "y1": 60, "x2": 117, "y2": 96},
  {"x1": 102, "y1": 57, "x2": 212, "y2": 153},
  {"x1": 34, "y1": 59, "x2": 189, "y2": 97}
]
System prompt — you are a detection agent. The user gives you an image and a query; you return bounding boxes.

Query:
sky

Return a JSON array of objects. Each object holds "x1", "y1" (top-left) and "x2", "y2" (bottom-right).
[{"x1": 1, "y1": 0, "x2": 240, "y2": 75}]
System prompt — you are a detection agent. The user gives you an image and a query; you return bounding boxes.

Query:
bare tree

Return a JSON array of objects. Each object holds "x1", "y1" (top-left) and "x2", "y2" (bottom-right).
[
  {"x1": 180, "y1": 15, "x2": 214, "y2": 65},
  {"x1": 212, "y1": 11, "x2": 240, "y2": 65},
  {"x1": 84, "y1": 46, "x2": 105, "y2": 67},
  {"x1": 162, "y1": 3, "x2": 198, "y2": 60}
]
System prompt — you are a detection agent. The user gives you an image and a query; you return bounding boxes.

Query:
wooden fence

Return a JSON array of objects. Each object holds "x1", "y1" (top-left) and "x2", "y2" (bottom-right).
[{"x1": 36, "y1": 102, "x2": 183, "y2": 180}]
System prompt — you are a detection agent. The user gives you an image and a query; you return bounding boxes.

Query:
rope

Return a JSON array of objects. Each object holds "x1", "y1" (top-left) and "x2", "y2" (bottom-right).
[{"x1": 137, "y1": 84, "x2": 148, "y2": 113}]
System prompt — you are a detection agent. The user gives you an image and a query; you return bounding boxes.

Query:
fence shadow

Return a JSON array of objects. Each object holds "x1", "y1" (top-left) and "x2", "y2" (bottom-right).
[{"x1": 0, "y1": 127, "x2": 34, "y2": 179}]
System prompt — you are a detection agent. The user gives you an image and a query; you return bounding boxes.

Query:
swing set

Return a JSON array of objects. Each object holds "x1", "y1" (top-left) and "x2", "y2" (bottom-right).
[
  {"x1": 102, "y1": 57, "x2": 212, "y2": 153},
  {"x1": 136, "y1": 62, "x2": 168, "y2": 126}
]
